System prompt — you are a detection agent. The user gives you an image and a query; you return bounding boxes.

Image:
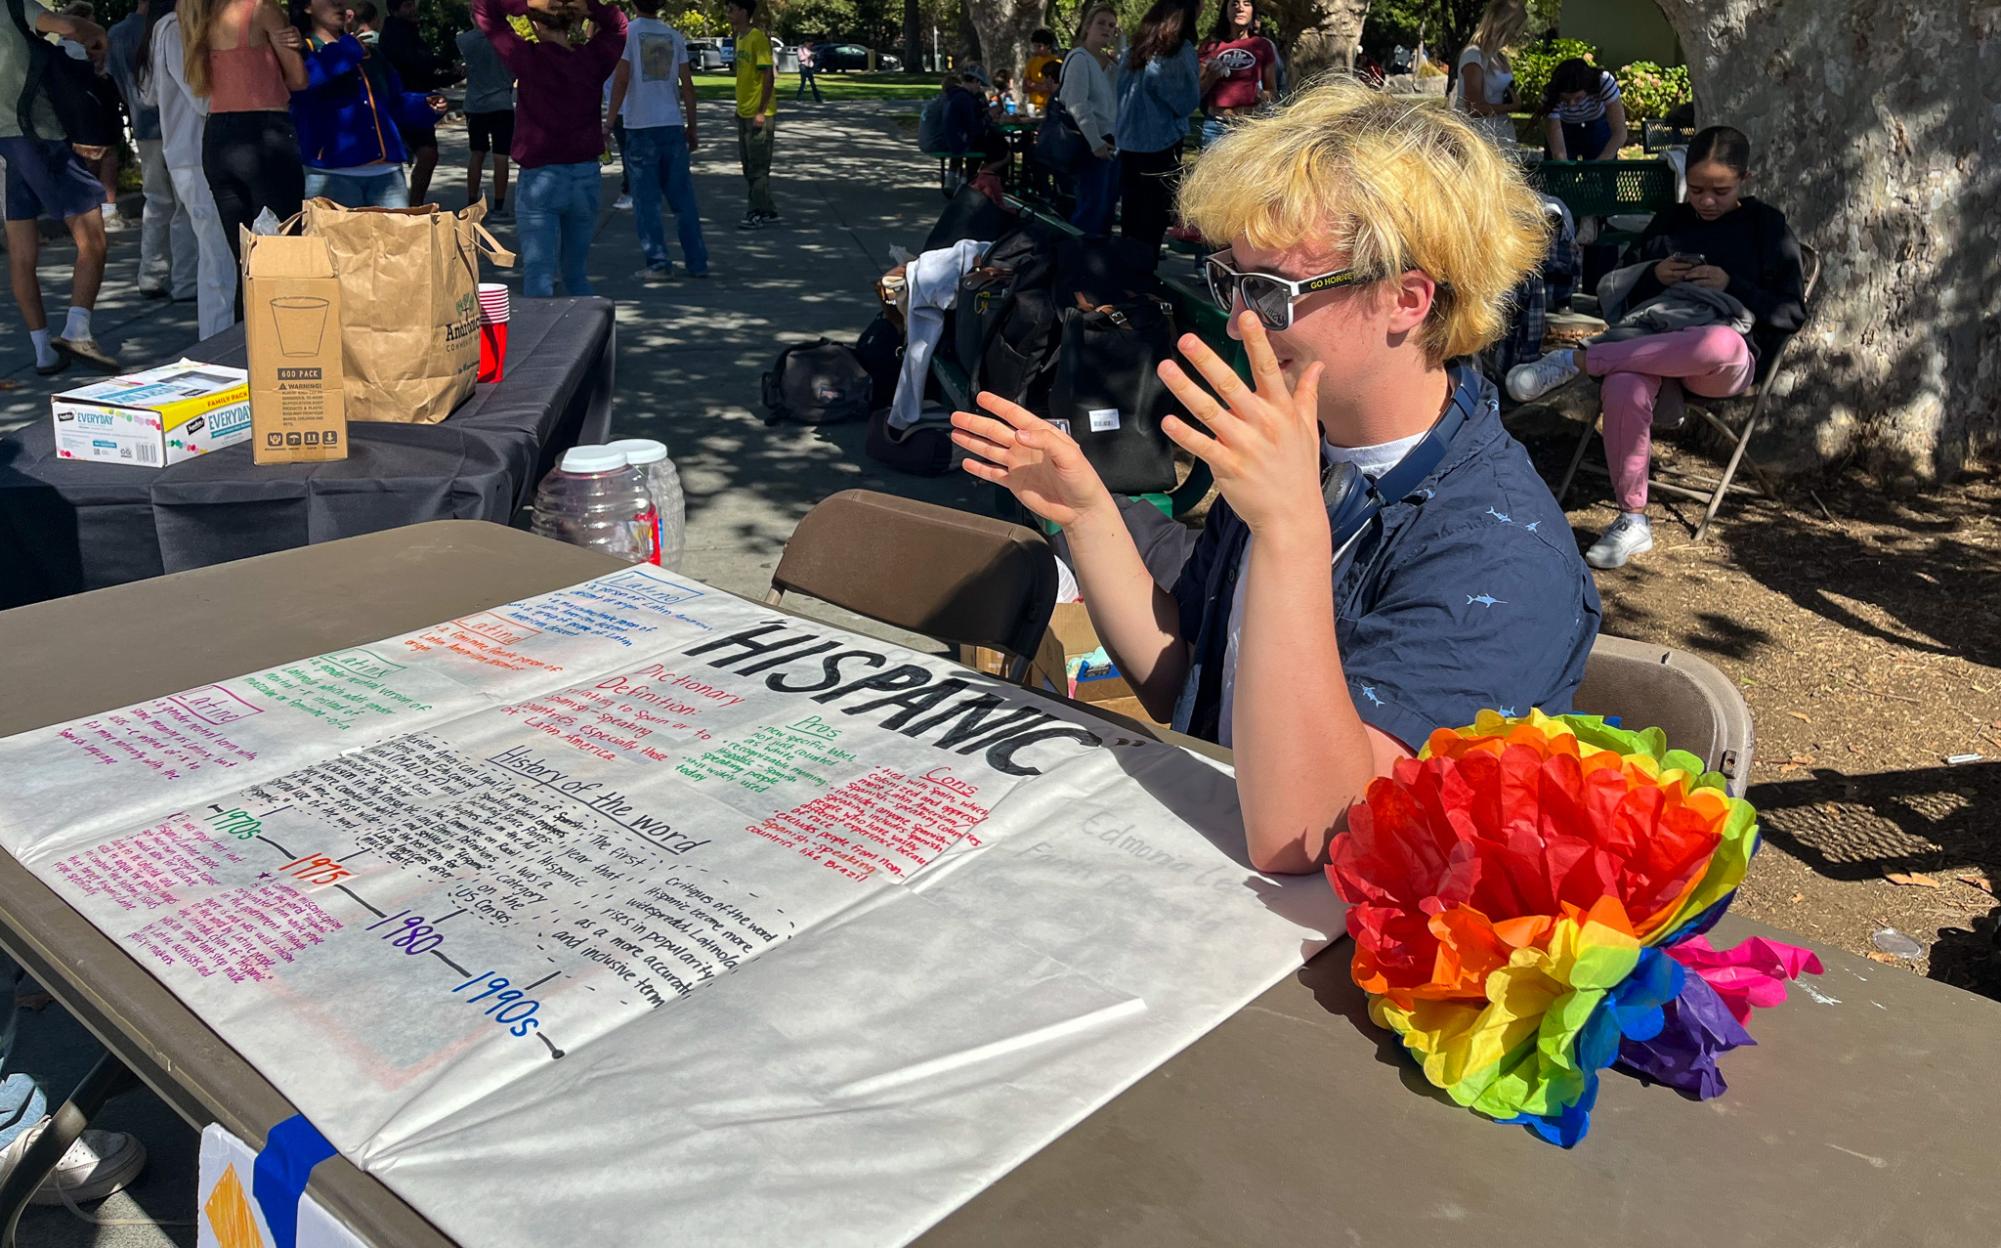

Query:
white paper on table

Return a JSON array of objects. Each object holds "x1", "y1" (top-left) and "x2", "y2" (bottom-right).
[
  {"x1": 196, "y1": 1123, "x2": 368, "y2": 1248},
  {"x1": 0, "y1": 566, "x2": 1345, "y2": 1247}
]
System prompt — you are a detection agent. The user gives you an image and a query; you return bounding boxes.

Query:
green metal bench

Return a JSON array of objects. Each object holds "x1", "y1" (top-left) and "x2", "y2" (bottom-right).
[{"x1": 1528, "y1": 159, "x2": 1677, "y2": 245}]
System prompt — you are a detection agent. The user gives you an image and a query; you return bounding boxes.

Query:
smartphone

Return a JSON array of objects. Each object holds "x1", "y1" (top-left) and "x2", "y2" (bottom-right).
[{"x1": 1669, "y1": 252, "x2": 1706, "y2": 266}]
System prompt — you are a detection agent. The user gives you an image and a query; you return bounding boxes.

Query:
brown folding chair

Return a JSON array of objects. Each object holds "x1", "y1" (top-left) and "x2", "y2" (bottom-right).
[
  {"x1": 766, "y1": 490, "x2": 1059, "y2": 686},
  {"x1": 1573, "y1": 634, "x2": 1755, "y2": 796},
  {"x1": 1557, "y1": 243, "x2": 1821, "y2": 540}
]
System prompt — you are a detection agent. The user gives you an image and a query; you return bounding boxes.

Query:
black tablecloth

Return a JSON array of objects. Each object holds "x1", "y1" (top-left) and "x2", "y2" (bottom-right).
[{"x1": 0, "y1": 296, "x2": 615, "y2": 607}]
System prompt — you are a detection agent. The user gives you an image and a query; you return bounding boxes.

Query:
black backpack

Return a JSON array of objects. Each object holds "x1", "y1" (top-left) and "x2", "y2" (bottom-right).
[
  {"x1": 761, "y1": 339, "x2": 873, "y2": 426},
  {"x1": 852, "y1": 313, "x2": 904, "y2": 411},
  {"x1": 954, "y1": 224, "x2": 1065, "y2": 404}
]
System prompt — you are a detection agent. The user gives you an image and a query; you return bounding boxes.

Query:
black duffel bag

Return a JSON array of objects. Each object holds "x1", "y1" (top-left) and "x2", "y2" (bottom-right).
[
  {"x1": 953, "y1": 224, "x2": 1063, "y2": 404},
  {"x1": 761, "y1": 338, "x2": 874, "y2": 426}
]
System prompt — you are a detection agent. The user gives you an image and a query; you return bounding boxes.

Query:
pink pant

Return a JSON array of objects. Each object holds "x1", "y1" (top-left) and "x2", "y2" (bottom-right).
[{"x1": 1585, "y1": 325, "x2": 1753, "y2": 511}]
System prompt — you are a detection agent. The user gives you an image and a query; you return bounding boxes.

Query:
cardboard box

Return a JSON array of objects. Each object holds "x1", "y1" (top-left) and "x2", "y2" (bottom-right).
[
  {"x1": 51, "y1": 360, "x2": 250, "y2": 467},
  {"x1": 967, "y1": 603, "x2": 1165, "y2": 730},
  {"x1": 243, "y1": 231, "x2": 348, "y2": 465}
]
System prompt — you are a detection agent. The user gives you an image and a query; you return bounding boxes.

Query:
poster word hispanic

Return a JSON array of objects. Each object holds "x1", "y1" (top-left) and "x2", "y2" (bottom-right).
[{"x1": 0, "y1": 565, "x2": 1343, "y2": 1247}]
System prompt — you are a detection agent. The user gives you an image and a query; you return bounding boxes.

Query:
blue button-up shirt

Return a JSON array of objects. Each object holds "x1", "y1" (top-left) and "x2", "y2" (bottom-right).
[
  {"x1": 1169, "y1": 367, "x2": 1602, "y2": 748},
  {"x1": 1114, "y1": 41, "x2": 1199, "y2": 155}
]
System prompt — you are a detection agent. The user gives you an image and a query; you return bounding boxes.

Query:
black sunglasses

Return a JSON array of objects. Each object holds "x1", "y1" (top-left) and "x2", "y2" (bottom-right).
[{"x1": 1203, "y1": 252, "x2": 1364, "y2": 331}]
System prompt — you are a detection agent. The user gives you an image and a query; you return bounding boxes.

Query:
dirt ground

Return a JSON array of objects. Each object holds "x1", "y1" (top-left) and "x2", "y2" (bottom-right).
[{"x1": 1506, "y1": 403, "x2": 2001, "y2": 1001}]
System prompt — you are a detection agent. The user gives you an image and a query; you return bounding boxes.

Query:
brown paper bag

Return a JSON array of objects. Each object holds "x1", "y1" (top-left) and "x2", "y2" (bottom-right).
[{"x1": 298, "y1": 199, "x2": 516, "y2": 424}]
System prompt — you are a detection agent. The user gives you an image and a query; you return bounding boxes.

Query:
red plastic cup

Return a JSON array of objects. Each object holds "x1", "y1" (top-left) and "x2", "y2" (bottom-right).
[{"x1": 478, "y1": 320, "x2": 508, "y2": 383}]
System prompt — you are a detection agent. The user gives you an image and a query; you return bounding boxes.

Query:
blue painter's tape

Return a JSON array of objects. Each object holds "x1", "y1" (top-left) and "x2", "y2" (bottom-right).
[{"x1": 252, "y1": 1115, "x2": 338, "y2": 1248}]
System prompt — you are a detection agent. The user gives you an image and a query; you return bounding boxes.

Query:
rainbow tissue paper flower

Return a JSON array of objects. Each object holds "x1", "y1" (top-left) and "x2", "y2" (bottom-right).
[{"x1": 1327, "y1": 710, "x2": 1823, "y2": 1146}]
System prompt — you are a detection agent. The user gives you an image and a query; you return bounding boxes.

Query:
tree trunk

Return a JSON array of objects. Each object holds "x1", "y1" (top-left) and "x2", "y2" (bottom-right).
[
  {"x1": 961, "y1": 0, "x2": 1042, "y2": 83},
  {"x1": 903, "y1": 0, "x2": 924, "y2": 71},
  {"x1": 1265, "y1": 0, "x2": 1371, "y2": 79},
  {"x1": 956, "y1": 0, "x2": 981, "y2": 67},
  {"x1": 1655, "y1": 0, "x2": 1998, "y2": 482}
]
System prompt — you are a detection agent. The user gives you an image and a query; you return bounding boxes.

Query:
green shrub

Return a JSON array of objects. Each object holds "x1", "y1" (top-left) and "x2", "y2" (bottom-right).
[
  {"x1": 1511, "y1": 37, "x2": 1597, "y2": 113},
  {"x1": 1616, "y1": 60, "x2": 1692, "y2": 121}
]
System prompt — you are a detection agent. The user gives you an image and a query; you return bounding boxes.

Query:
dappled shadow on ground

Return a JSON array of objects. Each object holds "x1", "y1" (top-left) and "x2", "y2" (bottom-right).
[{"x1": 1750, "y1": 761, "x2": 2001, "y2": 1001}]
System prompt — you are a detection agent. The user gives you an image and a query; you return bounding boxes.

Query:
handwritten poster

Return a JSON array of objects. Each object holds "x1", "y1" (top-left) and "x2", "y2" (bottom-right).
[{"x1": 0, "y1": 566, "x2": 1342, "y2": 1246}]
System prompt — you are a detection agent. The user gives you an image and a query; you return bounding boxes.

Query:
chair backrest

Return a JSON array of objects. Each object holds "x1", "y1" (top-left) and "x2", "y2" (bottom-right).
[
  {"x1": 767, "y1": 490, "x2": 1058, "y2": 683},
  {"x1": 1528, "y1": 160, "x2": 1679, "y2": 220},
  {"x1": 1573, "y1": 634, "x2": 1755, "y2": 796}
]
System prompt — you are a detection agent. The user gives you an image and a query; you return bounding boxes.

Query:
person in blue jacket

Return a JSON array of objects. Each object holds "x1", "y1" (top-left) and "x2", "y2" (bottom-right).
[
  {"x1": 1114, "y1": 0, "x2": 1215, "y2": 253},
  {"x1": 290, "y1": 0, "x2": 444, "y2": 207}
]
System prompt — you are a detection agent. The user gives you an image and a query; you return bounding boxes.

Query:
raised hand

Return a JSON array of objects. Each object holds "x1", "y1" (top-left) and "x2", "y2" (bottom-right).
[
  {"x1": 1156, "y1": 311, "x2": 1327, "y2": 537},
  {"x1": 951, "y1": 391, "x2": 1114, "y2": 529}
]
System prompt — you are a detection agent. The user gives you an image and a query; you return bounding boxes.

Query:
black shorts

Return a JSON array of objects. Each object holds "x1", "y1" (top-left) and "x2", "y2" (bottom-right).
[
  {"x1": 403, "y1": 122, "x2": 440, "y2": 152},
  {"x1": 466, "y1": 110, "x2": 515, "y2": 155}
]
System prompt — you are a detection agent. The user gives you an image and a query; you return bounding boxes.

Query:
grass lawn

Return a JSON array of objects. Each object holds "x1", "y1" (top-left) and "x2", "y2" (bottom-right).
[{"x1": 690, "y1": 72, "x2": 939, "y2": 103}]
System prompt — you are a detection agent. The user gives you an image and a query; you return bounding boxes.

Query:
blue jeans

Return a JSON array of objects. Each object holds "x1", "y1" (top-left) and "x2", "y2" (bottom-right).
[
  {"x1": 1561, "y1": 117, "x2": 1613, "y2": 160},
  {"x1": 1, "y1": 957, "x2": 48, "y2": 1150},
  {"x1": 1069, "y1": 152, "x2": 1119, "y2": 237},
  {"x1": 303, "y1": 168, "x2": 410, "y2": 208},
  {"x1": 1200, "y1": 115, "x2": 1231, "y2": 148},
  {"x1": 624, "y1": 125, "x2": 709, "y2": 275},
  {"x1": 517, "y1": 161, "x2": 601, "y2": 297}
]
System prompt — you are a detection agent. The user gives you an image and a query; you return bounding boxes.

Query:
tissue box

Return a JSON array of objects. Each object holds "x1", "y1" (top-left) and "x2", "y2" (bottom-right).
[{"x1": 51, "y1": 360, "x2": 251, "y2": 467}]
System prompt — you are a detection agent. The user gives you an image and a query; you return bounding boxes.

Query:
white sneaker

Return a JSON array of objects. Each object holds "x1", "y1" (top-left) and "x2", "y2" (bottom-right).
[
  {"x1": 612, "y1": 193, "x2": 633, "y2": 210},
  {"x1": 1585, "y1": 514, "x2": 1654, "y2": 570},
  {"x1": 99, "y1": 206, "x2": 128, "y2": 232},
  {"x1": 1505, "y1": 350, "x2": 1581, "y2": 403},
  {"x1": 0, "y1": 1119, "x2": 147, "y2": 1206}
]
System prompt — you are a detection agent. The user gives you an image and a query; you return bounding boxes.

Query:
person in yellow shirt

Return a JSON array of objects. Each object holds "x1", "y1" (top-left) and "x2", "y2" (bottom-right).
[
  {"x1": 727, "y1": 0, "x2": 777, "y2": 228},
  {"x1": 1023, "y1": 28, "x2": 1059, "y2": 112}
]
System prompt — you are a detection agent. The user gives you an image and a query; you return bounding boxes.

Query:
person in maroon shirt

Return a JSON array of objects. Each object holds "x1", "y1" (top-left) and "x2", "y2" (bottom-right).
[
  {"x1": 1196, "y1": 0, "x2": 1276, "y2": 148},
  {"x1": 472, "y1": 0, "x2": 626, "y2": 296}
]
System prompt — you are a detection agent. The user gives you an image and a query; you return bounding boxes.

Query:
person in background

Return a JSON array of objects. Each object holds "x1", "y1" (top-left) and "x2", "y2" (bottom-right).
[
  {"x1": 1541, "y1": 56, "x2": 1626, "y2": 160},
  {"x1": 142, "y1": 0, "x2": 235, "y2": 337},
  {"x1": 605, "y1": 76, "x2": 630, "y2": 210},
  {"x1": 1455, "y1": 0, "x2": 1524, "y2": 147},
  {"x1": 1114, "y1": 0, "x2": 1209, "y2": 254},
  {"x1": 952, "y1": 79, "x2": 1596, "y2": 873},
  {"x1": 725, "y1": 0, "x2": 776, "y2": 230},
  {"x1": 605, "y1": 0, "x2": 707, "y2": 279},
  {"x1": 457, "y1": 18, "x2": 516, "y2": 216},
  {"x1": 0, "y1": 958, "x2": 148, "y2": 1209},
  {"x1": 0, "y1": 0, "x2": 119, "y2": 372},
  {"x1": 292, "y1": 0, "x2": 445, "y2": 207},
  {"x1": 379, "y1": 0, "x2": 449, "y2": 201},
  {"x1": 51, "y1": 1, "x2": 128, "y2": 231},
  {"x1": 989, "y1": 67, "x2": 1014, "y2": 112},
  {"x1": 793, "y1": 35, "x2": 819, "y2": 102},
  {"x1": 1196, "y1": 0, "x2": 1275, "y2": 148},
  {"x1": 109, "y1": 0, "x2": 196, "y2": 301},
  {"x1": 1022, "y1": 27, "x2": 1058, "y2": 113},
  {"x1": 181, "y1": 0, "x2": 308, "y2": 263},
  {"x1": 345, "y1": 0, "x2": 377, "y2": 39},
  {"x1": 472, "y1": 0, "x2": 627, "y2": 296},
  {"x1": 1059, "y1": 2, "x2": 1119, "y2": 236},
  {"x1": 1506, "y1": 125, "x2": 1804, "y2": 569},
  {"x1": 941, "y1": 70, "x2": 1006, "y2": 198}
]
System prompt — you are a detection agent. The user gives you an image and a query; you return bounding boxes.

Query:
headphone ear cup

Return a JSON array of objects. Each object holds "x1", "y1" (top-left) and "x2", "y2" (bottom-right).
[{"x1": 1322, "y1": 459, "x2": 1377, "y2": 548}]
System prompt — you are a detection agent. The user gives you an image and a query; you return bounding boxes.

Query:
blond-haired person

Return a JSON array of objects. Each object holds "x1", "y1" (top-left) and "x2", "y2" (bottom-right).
[{"x1": 952, "y1": 81, "x2": 1600, "y2": 874}]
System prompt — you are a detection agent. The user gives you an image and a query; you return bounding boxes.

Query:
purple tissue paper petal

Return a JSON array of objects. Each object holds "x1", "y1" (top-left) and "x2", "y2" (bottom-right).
[{"x1": 1615, "y1": 967, "x2": 1754, "y2": 1099}]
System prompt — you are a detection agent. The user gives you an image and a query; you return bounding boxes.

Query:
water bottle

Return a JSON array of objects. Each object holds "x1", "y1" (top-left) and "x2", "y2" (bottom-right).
[
  {"x1": 531, "y1": 445, "x2": 658, "y2": 564},
  {"x1": 605, "y1": 437, "x2": 686, "y2": 571}
]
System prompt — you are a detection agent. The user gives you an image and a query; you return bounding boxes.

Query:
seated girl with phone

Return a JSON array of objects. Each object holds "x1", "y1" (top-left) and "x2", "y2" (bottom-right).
[
  {"x1": 950, "y1": 80, "x2": 1600, "y2": 874},
  {"x1": 1506, "y1": 126, "x2": 1808, "y2": 569}
]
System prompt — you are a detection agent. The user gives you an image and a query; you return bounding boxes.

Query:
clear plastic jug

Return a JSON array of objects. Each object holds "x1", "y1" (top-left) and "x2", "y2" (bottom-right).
[
  {"x1": 531, "y1": 445, "x2": 658, "y2": 564},
  {"x1": 605, "y1": 437, "x2": 686, "y2": 571}
]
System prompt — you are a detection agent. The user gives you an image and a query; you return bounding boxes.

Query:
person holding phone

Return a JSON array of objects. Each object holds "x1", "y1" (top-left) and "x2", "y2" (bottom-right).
[
  {"x1": 952, "y1": 79, "x2": 1598, "y2": 874},
  {"x1": 1506, "y1": 126, "x2": 1806, "y2": 568}
]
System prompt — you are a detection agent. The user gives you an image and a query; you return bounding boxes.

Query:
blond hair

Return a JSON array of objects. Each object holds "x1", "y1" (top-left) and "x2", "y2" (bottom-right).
[
  {"x1": 1471, "y1": 0, "x2": 1527, "y2": 53},
  {"x1": 1179, "y1": 78, "x2": 1549, "y2": 363},
  {"x1": 1074, "y1": 2, "x2": 1117, "y2": 46},
  {"x1": 180, "y1": 0, "x2": 218, "y2": 97}
]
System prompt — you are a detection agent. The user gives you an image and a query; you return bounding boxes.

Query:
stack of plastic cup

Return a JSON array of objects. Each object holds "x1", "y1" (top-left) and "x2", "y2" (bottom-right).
[{"x1": 477, "y1": 283, "x2": 510, "y2": 383}]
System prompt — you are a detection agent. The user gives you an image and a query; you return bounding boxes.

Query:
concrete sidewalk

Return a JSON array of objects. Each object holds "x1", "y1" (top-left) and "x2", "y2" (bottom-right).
[{"x1": 6, "y1": 96, "x2": 976, "y2": 1248}]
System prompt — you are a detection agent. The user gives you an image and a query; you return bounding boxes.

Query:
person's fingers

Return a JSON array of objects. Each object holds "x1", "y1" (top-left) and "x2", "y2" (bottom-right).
[
  {"x1": 958, "y1": 455, "x2": 1007, "y2": 483},
  {"x1": 1238, "y1": 310, "x2": 1287, "y2": 398},
  {"x1": 1156, "y1": 359, "x2": 1233, "y2": 435},
  {"x1": 1161, "y1": 412, "x2": 1231, "y2": 470},
  {"x1": 951, "y1": 409, "x2": 1021, "y2": 447},
  {"x1": 1178, "y1": 330, "x2": 1259, "y2": 416},
  {"x1": 1291, "y1": 361, "x2": 1324, "y2": 429},
  {"x1": 974, "y1": 389, "x2": 1056, "y2": 434},
  {"x1": 949, "y1": 427, "x2": 1012, "y2": 464}
]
